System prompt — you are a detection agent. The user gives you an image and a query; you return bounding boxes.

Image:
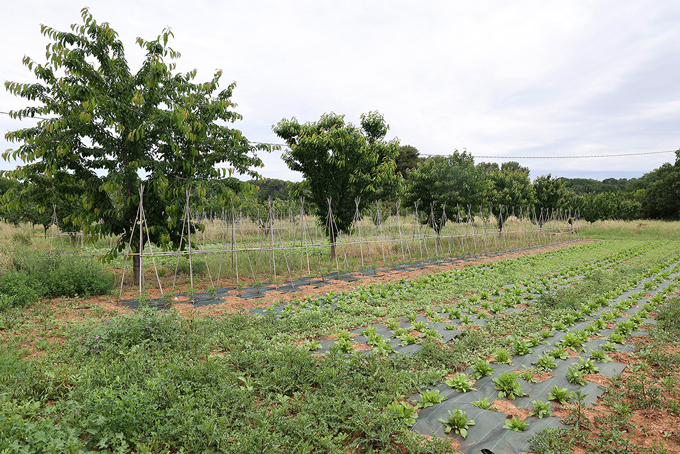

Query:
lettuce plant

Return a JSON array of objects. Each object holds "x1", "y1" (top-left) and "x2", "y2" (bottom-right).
[
  {"x1": 547, "y1": 386, "x2": 574, "y2": 404},
  {"x1": 417, "y1": 390, "x2": 447, "y2": 409},
  {"x1": 503, "y1": 415, "x2": 529, "y2": 432},
  {"x1": 529, "y1": 400, "x2": 551, "y2": 418},
  {"x1": 470, "y1": 360, "x2": 495, "y2": 379},
  {"x1": 493, "y1": 371, "x2": 527, "y2": 400},
  {"x1": 446, "y1": 373, "x2": 477, "y2": 392},
  {"x1": 385, "y1": 401, "x2": 417, "y2": 427},
  {"x1": 438, "y1": 408, "x2": 475, "y2": 438}
]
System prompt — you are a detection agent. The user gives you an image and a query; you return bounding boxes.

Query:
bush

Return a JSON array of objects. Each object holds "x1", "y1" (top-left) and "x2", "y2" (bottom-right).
[
  {"x1": 0, "y1": 249, "x2": 114, "y2": 307},
  {"x1": 175, "y1": 256, "x2": 207, "y2": 275}
]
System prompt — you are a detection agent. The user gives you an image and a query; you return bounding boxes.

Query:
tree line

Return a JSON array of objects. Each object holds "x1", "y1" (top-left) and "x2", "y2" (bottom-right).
[{"x1": 2, "y1": 9, "x2": 679, "y2": 268}]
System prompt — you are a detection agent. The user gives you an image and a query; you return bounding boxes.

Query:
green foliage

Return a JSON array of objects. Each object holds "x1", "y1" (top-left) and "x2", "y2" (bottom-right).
[
  {"x1": 574, "y1": 357, "x2": 599, "y2": 374},
  {"x1": 273, "y1": 111, "x2": 399, "y2": 249},
  {"x1": 636, "y1": 150, "x2": 680, "y2": 220},
  {"x1": 78, "y1": 306, "x2": 185, "y2": 356},
  {"x1": 533, "y1": 174, "x2": 567, "y2": 214},
  {"x1": 385, "y1": 401, "x2": 417, "y2": 428},
  {"x1": 529, "y1": 399, "x2": 552, "y2": 419},
  {"x1": 401, "y1": 151, "x2": 487, "y2": 233},
  {"x1": 371, "y1": 339, "x2": 395, "y2": 356},
  {"x1": 3, "y1": 7, "x2": 268, "y2": 283},
  {"x1": 330, "y1": 337, "x2": 355, "y2": 354},
  {"x1": 529, "y1": 427, "x2": 574, "y2": 454},
  {"x1": 438, "y1": 408, "x2": 475, "y2": 438},
  {"x1": 470, "y1": 360, "x2": 495, "y2": 380},
  {"x1": 547, "y1": 386, "x2": 574, "y2": 404},
  {"x1": 471, "y1": 396, "x2": 494, "y2": 410},
  {"x1": 533, "y1": 353, "x2": 557, "y2": 371},
  {"x1": 492, "y1": 348, "x2": 512, "y2": 365},
  {"x1": 493, "y1": 371, "x2": 526, "y2": 400},
  {"x1": 560, "y1": 331, "x2": 585, "y2": 351},
  {"x1": 396, "y1": 332, "x2": 419, "y2": 346},
  {"x1": 416, "y1": 390, "x2": 447, "y2": 409},
  {"x1": 566, "y1": 365, "x2": 587, "y2": 386},
  {"x1": 512, "y1": 339, "x2": 531, "y2": 356},
  {"x1": 503, "y1": 415, "x2": 529, "y2": 432},
  {"x1": 445, "y1": 373, "x2": 476, "y2": 392},
  {"x1": 488, "y1": 167, "x2": 535, "y2": 230},
  {"x1": 517, "y1": 367, "x2": 538, "y2": 383},
  {"x1": 395, "y1": 144, "x2": 422, "y2": 179},
  {"x1": 0, "y1": 249, "x2": 114, "y2": 307}
]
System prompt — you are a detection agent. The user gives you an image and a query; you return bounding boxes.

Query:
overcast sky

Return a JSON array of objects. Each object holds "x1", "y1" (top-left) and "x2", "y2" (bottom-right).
[{"x1": 1, "y1": 1, "x2": 679, "y2": 182}]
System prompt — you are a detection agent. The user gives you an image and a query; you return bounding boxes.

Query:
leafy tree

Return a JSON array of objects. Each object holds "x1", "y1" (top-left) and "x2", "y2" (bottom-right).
[
  {"x1": 402, "y1": 151, "x2": 488, "y2": 234},
  {"x1": 395, "y1": 145, "x2": 422, "y2": 178},
  {"x1": 533, "y1": 174, "x2": 567, "y2": 226},
  {"x1": 0, "y1": 177, "x2": 21, "y2": 226},
  {"x1": 636, "y1": 150, "x2": 680, "y2": 219},
  {"x1": 273, "y1": 111, "x2": 399, "y2": 258},
  {"x1": 501, "y1": 161, "x2": 530, "y2": 176},
  {"x1": 246, "y1": 178, "x2": 291, "y2": 202},
  {"x1": 488, "y1": 168, "x2": 535, "y2": 231},
  {"x1": 476, "y1": 162, "x2": 500, "y2": 174},
  {"x1": 3, "y1": 8, "x2": 267, "y2": 282}
]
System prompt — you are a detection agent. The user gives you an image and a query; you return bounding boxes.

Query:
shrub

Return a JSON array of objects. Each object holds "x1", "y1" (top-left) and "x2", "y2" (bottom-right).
[
  {"x1": 0, "y1": 249, "x2": 114, "y2": 304},
  {"x1": 175, "y1": 257, "x2": 207, "y2": 275}
]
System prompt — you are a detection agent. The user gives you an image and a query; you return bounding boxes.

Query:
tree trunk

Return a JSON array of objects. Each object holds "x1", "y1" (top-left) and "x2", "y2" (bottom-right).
[
  {"x1": 329, "y1": 240, "x2": 336, "y2": 260},
  {"x1": 133, "y1": 253, "x2": 141, "y2": 287},
  {"x1": 329, "y1": 232, "x2": 336, "y2": 260}
]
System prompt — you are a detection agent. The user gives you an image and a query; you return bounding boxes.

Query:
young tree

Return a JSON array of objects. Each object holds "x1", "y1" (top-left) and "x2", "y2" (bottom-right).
[
  {"x1": 3, "y1": 8, "x2": 267, "y2": 283},
  {"x1": 273, "y1": 111, "x2": 399, "y2": 258},
  {"x1": 402, "y1": 151, "x2": 488, "y2": 234},
  {"x1": 533, "y1": 174, "x2": 567, "y2": 227},
  {"x1": 487, "y1": 168, "x2": 535, "y2": 232}
]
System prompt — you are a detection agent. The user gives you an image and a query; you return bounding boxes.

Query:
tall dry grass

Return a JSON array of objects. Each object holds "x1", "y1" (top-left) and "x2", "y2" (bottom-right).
[{"x1": 582, "y1": 219, "x2": 680, "y2": 241}]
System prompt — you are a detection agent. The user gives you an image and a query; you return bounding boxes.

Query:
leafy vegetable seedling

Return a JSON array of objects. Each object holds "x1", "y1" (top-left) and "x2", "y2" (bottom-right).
[
  {"x1": 493, "y1": 371, "x2": 527, "y2": 400},
  {"x1": 575, "y1": 356, "x2": 599, "y2": 374},
  {"x1": 417, "y1": 390, "x2": 447, "y2": 409},
  {"x1": 504, "y1": 415, "x2": 529, "y2": 432},
  {"x1": 493, "y1": 348, "x2": 512, "y2": 365},
  {"x1": 528, "y1": 399, "x2": 552, "y2": 418},
  {"x1": 549, "y1": 346, "x2": 569, "y2": 360},
  {"x1": 470, "y1": 360, "x2": 495, "y2": 379},
  {"x1": 547, "y1": 385, "x2": 574, "y2": 404},
  {"x1": 439, "y1": 408, "x2": 475, "y2": 438},
  {"x1": 534, "y1": 353, "x2": 557, "y2": 371},
  {"x1": 512, "y1": 339, "x2": 531, "y2": 356},
  {"x1": 385, "y1": 401, "x2": 417, "y2": 427},
  {"x1": 446, "y1": 373, "x2": 477, "y2": 392},
  {"x1": 471, "y1": 396, "x2": 494, "y2": 410},
  {"x1": 567, "y1": 365, "x2": 587, "y2": 386}
]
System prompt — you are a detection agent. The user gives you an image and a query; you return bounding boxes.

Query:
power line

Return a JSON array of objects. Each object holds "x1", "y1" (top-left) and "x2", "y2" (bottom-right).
[
  {"x1": 1, "y1": 112, "x2": 675, "y2": 159},
  {"x1": 423, "y1": 150, "x2": 676, "y2": 159}
]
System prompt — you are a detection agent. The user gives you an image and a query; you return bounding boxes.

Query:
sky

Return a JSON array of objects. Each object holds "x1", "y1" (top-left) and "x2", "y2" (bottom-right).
[{"x1": 1, "y1": 0, "x2": 679, "y2": 182}]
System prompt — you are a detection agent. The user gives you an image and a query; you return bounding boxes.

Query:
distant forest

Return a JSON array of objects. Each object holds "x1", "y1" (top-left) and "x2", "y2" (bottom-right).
[{"x1": 1, "y1": 146, "x2": 679, "y2": 234}]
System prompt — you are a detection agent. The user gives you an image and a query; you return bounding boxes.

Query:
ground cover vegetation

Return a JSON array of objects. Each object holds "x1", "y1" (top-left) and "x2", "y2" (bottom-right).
[
  {"x1": 2, "y1": 8, "x2": 680, "y2": 454},
  {"x1": 1, "y1": 234, "x2": 679, "y2": 453}
]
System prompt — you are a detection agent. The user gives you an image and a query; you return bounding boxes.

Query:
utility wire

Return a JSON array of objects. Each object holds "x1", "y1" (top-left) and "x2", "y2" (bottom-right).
[
  {"x1": 2, "y1": 111, "x2": 675, "y2": 159},
  {"x1": 422, "y1": 150, "x2": 676, "y2": 159}
]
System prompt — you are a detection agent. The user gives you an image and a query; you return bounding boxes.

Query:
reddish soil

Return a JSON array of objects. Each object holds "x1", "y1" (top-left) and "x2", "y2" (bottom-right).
[{"x1": 490, "y1": 399, "x2": 532, "y2": 420}]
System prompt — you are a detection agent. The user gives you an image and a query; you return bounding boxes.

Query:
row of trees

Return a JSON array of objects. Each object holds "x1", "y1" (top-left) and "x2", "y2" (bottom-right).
[{"x1": 3, "y1": 9, "x2": 678, "y2": 268}]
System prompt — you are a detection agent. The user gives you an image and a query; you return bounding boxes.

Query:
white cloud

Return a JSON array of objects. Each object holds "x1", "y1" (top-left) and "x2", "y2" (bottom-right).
[{"x1": 2, "y1": 0, "x2": 678, "y2": 182}]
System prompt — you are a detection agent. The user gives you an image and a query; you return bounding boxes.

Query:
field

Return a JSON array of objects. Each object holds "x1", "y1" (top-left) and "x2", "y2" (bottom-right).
[{"x1": 1, "y1": 220, "x2": 680, "y2": 453}]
